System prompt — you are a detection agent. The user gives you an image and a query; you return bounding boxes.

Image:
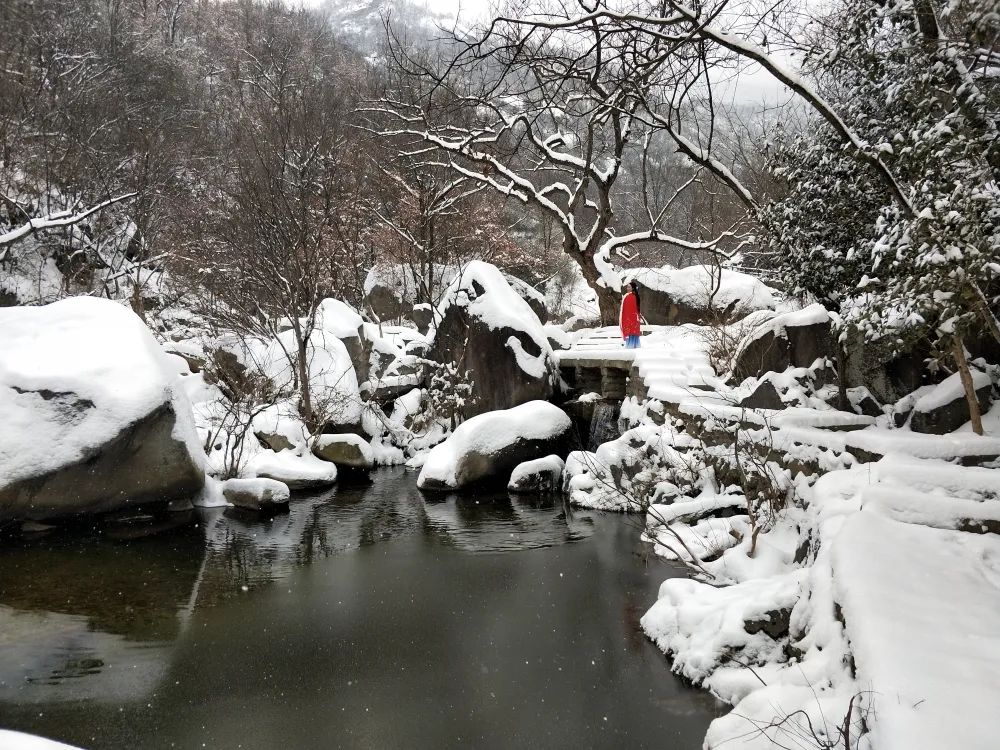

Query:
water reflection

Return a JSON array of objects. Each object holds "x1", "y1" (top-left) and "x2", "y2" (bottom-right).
[
  {"x1": 423, "y1": 492, "x2": 596, "y2": 552},
  {"x1": 0, "y1": 468, "x2": 721, "y2": 749},
  {"x1": 0, "y1": 468, "x2": 597, "y2": 701}
]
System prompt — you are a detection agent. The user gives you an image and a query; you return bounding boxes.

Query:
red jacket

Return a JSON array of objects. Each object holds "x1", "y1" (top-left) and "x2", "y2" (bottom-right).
[{"x1": 620, "y1": 292, "x2": 641, "y2": 338}]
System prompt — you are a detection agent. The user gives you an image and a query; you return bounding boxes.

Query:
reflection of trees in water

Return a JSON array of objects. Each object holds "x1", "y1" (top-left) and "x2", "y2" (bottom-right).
[
  {"x1": 357, "y1": 475, "x2": 430, "y2": 547},
  {"x1": 421, "y1": 491, "x2": 597, "y2": 552},
  {"x1": 0, "y1": 528, "x2": 204, "y2": 641},
  {"x1": 196, "y1": 469, "x2": 434, "y2": 602},
  {"x1": 0, "y1": 470, "x2": 602, "y2": 714}
]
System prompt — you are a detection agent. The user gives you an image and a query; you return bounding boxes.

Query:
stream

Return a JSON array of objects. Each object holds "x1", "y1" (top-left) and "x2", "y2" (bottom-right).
[{"x1": 0, "y1": 467, "x2": 722, "y2": 749}]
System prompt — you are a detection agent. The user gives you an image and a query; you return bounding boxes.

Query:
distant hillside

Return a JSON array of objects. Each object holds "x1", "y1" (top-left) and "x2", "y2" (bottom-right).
[{"x1": 317, "y1": 0, "x2": 459, "y2": 51}]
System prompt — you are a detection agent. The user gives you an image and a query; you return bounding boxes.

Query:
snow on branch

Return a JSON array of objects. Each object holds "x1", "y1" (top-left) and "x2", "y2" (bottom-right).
[{"x1": 0, "y1": 192, "x2": 139, "y2": 254}]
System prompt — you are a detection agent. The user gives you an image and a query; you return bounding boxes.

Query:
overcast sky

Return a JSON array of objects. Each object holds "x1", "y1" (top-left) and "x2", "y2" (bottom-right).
[{"x1": 287, "y1": 0, "x2": 789, "y2": 106}]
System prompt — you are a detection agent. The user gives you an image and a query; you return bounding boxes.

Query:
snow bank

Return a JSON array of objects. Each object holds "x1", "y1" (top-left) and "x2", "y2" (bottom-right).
[
  {"x1": 642, "y1": 571, "x2": 805, "y2": 702},
  {"x1": 315, "y1": 297, "x2": 363, "y2": 339},
  {"x1": 0, "y1": 297, "x2": 205, "y2": 488},
  {"x1": 263, "y1": 327, "x2": 361, "y2": 427},
  {"x1": 834, "y1": 512, "x2": 1000, "y2": 750},
  {"x1": 563, "y1": 424, "x2": 707, "y2": 511},
  {"x1": 417, "y1": 400, "x2": 570, "y2": 489},
  {"x1": 0, "y1": 731, "x2": 82, "y2": 750}
]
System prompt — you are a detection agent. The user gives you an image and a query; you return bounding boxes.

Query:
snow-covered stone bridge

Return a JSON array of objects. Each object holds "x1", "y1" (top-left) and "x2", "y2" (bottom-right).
[{"x1": 555, "y1": 325, "x2": 718, "y2": 401}]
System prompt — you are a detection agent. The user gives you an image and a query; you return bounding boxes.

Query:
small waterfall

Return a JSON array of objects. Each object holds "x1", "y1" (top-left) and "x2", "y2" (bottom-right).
[{"x1": 588, "y1": 400, "x2": 622, "y2": 451}]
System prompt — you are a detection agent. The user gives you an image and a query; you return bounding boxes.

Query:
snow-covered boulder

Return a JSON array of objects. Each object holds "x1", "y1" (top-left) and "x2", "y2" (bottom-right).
[
  {"x1": 417, "y1": 401, "x2": 571, "y2": 491},
  {"x1": 365, "y1": 263, "x2": 548, "y2": 325},
  {"x1": 429, "y1": 261, "x2": 557, "y2": 418},
  {"x1": 910, "y1": 370, "x2": 992, "y2": 434},
  {"x1": 0, "y1": 297, "x2": 205, "y2": 522},
  {"x1": 248, "y1": 450, "x2": 338, "y2": 490},
  {"x1": 731, "y1": 303, "x2": 835, "y2": 382},
  {"x1": 261, "y1": 321, "x2": 362, "y2": 433},
  {"x1": 313, "y1": 433, "x2": 375, "y2": 470},
  {"x1": 316, "y1": 297, "x2": 370, "y2": 385},
  {"x1": 504, "y1": 273, "x2": 548, "y2": 324},
  {"x1": 508, "y1": 455, "x2": 565, "y2": 493},
  {"x1": 624, "y1": 264, "x2": 777, "y2": 325},
  {"x1": 222, "y1": 477, "x2": 290, "y2": 512}
]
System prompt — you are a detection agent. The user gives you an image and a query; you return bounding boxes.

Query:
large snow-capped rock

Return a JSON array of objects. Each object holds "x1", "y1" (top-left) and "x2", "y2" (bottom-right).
[
  {"x1": 910, "y1": 370, "x2": 993, "y2": 434},
  {"x1": 731, "y1": 303, "x2": 835, "y2": 382},
  {"x1": 313, "y1": 433, "x2": 375, "y2": 470},
  {"x1": 508, "y1": 454, "x2": 565, "y2": 493},
  {"x1": 315, "y1": 297, "x2": 370, "y2": 385},
  {"x1": 428, "y1": 261, "x2": 557, "y2": 418},
  {"x1": 624, "y1": 264, "x2": 777, "y2": 325},
  {"x1": 0, "y1": 297, "x2": 205, "y2": 522},
  {"x1": 417, "y1": 401, "x2": 571, "y2": 490}
]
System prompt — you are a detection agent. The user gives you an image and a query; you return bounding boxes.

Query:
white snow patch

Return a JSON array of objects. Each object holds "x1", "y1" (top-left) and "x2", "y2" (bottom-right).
[{"x1": 0, "y1": 731, "x2": 83, "y2": 750}]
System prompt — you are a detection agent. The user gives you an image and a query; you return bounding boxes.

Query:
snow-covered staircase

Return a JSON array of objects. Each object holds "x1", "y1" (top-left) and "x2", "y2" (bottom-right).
[
  {"x1": 631, "y1": 327, "x2": 722, "y2": 401},
  {"x1": 557, "y1": 325, "x2": 721, "y2": 401}
]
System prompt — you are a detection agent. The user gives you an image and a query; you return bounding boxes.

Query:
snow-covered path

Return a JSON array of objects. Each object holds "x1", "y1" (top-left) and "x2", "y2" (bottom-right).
[{"x1": 633, "y1": 326, "x2": 719, "y2": 398}]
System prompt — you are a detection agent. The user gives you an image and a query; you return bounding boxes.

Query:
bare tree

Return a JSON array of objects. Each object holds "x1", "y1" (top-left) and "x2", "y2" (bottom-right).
[
  {"x1": 368, "y1": 1, "x2": 754, "y2": 323},
  {"x1": 189, "y1": 6, "x2": 368, "y2": 429}
]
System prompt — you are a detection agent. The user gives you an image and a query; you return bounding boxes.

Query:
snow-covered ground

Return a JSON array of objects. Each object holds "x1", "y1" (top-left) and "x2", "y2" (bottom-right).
[
  {"x1": 561, "y1": 308, "x2": 1000, "y2": 749},
  {"x1": 0, "y1": 731, "x2": 81, "y2": 750}
]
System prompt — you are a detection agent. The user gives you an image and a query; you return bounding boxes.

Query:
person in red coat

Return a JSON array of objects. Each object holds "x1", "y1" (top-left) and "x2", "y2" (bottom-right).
[{"x1": 620, "y1": 280, "x2": 642, "y2": 349}]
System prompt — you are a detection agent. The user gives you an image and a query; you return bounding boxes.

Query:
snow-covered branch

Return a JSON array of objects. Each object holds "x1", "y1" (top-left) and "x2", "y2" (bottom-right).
[{"x1": 0, "y1": 193, "x2": 138, "y2": 254}]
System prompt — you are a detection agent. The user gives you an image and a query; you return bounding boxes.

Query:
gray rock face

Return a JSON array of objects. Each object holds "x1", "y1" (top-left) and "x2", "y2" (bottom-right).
[
  {"x1": 0, "y1": 403, "x2": 204, "y2": 522},
  {"x1": 739, "y1": 379, "x2": 786, "y2": 411},
  {"x1": 635, "y1": 287, "x2": 722, "y2": 326},
  {"x1": 255, "y1": 431, "x2": 294, "y2": 452},
  {"x1": 365, "y1": 279, "x2": 412, "y2": 322},
  {"x1": 732, "y1": 307, "x2": 835, "y2": 383},
  {"x1": 411, "y1": 304, "x2": 433, "y2": 333},
  {"x1": 312, "y1": 434, "x2": 375, "y2": 470},
  {"x1": 841, "y1": 330, "x2": 931, "y2": 404}
]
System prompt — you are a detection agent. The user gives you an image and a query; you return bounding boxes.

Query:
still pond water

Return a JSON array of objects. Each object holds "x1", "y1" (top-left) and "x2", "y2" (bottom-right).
[{"x1": 0, "y1": 468, "x2": 722, "y2": 749}]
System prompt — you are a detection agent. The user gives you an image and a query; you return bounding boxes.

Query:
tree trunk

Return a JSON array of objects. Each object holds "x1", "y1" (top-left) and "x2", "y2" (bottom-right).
[
  {"x1": 295, "y1": 331, "x2": 314, "y2": 431},
  {"x1": 953, "y1": 336, "x2": 984, "y2": 436},
  {"x1": 572, "y1": 251, "x2": 620, "y2": 326},
  {"x1": 836, "y1": 342, "x2": 848, "y2": 412}
]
